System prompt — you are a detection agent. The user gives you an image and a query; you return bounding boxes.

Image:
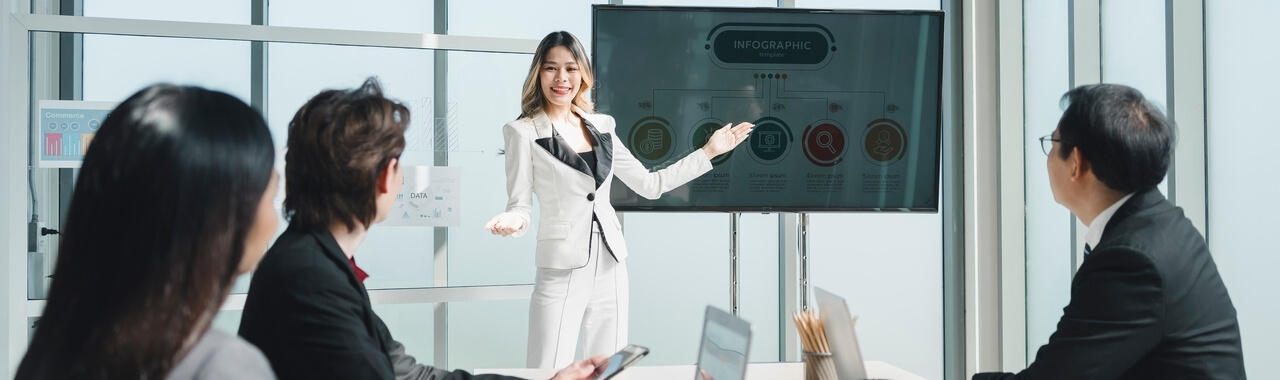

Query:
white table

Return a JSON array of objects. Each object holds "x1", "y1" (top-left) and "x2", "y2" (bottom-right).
[{"x1": 476, "y1": 360, "x2": 927, "y2": 380}]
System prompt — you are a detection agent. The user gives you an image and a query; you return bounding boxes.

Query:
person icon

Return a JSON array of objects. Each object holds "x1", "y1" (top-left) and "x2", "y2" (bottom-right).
[{"x1": 873, "y1": 130, "x2": 894, "y2": 157}]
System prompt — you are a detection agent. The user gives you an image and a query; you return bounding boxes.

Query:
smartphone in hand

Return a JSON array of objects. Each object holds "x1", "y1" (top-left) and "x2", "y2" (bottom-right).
[{"x1": 595, "y1": 344, "x2": 649, "y2": 380}]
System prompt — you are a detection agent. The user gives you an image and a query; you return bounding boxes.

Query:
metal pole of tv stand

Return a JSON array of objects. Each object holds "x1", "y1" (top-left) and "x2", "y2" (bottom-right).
[
  {"x1": 730, "y1": 212, "x2": 741, "y2": 316},
  {"x1": 799, "y1": 212, "x2": 810, "y2": 311}
]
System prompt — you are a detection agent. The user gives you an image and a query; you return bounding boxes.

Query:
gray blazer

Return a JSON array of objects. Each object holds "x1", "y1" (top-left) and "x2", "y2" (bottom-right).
[
  {"x1": 166, "y1": 328, "x2": 275, "y2": 380},
  {"x1": 495, "y1": 107, "x2": 713, "y2": 269}
]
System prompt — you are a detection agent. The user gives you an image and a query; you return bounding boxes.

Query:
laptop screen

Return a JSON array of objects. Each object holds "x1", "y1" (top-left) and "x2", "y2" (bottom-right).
[
  {"x1": 815, "y1": 287, "x2": 869, "y2": 380},
  {"x1": 694, "y1": 306, "x2": 751, "y2": 380}
]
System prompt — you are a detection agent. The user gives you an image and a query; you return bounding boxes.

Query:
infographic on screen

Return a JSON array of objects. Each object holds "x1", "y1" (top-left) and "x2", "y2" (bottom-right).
[{"x1": 594, "y1": 7, "x2": 942, "y2": 211}]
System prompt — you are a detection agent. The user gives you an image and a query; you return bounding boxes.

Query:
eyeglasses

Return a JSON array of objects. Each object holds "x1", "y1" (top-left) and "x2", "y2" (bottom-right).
[{"x1": 1038, "y1": 134, "x2": 1069, "y2": 155}]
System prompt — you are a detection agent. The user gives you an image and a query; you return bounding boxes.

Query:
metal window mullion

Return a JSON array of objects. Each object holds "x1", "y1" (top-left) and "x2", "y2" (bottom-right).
[
  {"x1": 998, "y1": 0, "x2": 1027, "y2": 371},
  {"x1": 24, "y1": 284, "x2": 538, "y2": 317},
  {"x1": 250, "y1": 0, "x2": 266, "y2": 115},
  {"x1": 941, "y1": 0, "x2": 965, "y2": 379},
  {"x1": 962, "y1": 0, "x2": 1002, "y2": 375},
  {"x1": 779, "y1": 213, "x2": 799, "y2": 362},
  {"x1": 432, "y1": 0, "x2": 449, "y2": 370},
  {"x1": 9, "y1": 13, "x2": 39, "y2": 351},
  {"x1": 1168, "y1": 0, "x2": 1206, "y2": 235}
]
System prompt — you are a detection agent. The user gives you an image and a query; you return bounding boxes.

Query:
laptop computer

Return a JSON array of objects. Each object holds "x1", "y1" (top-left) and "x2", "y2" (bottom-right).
[
  {"x1": 815, "y1": 287, "x2": 869, "y2": 380},
  {"x1": 694, "y1": 305, "x2": 752, "y2": 380}
]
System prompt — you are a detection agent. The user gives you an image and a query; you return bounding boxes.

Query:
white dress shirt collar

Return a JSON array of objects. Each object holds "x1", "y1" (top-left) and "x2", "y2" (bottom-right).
[{"x1": 1084, "y1": 192, "x2": 1137, "y2": 251}]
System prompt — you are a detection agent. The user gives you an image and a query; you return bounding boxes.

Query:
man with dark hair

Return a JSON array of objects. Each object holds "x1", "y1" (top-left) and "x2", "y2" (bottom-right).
[
  {"x1": 239, "y1": 78, "x2": 604, "y2": 380},
  {"x1": 975, "y1": 84, "x2": 1245, "y2": 379}
]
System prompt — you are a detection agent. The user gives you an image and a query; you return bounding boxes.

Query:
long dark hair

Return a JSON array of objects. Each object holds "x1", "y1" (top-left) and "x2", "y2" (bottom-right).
[{"x1": 17, "y1": 84, "x2": 275, "y2": 379}]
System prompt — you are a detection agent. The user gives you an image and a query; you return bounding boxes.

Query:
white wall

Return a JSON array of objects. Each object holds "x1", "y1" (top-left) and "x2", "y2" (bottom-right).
[{"x1": 1206, "y1": 1, "x2": 1280, "y2": 378}]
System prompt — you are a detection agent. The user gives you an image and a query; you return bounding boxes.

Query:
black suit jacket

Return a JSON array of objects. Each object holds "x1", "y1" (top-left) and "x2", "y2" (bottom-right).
[
  {"x1": 239, "y1": 224, "x2": 522, "y2": 380},
  {"x1": 975, "y1": 189, "x2": 1245, "y2": 380}
]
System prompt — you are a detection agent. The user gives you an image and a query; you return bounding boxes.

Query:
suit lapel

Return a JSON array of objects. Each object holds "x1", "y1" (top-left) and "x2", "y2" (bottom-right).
[{"x1": 531, "y1": 111, "x2": 593, "y2": 178}]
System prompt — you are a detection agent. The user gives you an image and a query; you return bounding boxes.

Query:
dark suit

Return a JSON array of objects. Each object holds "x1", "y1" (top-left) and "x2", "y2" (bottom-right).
[
  {"x1": 239, "y1": 224, "x2": 522, "y2": 380},
  {"x1": 975, "y1": 189, "x2": 1245, "y2": 380}
]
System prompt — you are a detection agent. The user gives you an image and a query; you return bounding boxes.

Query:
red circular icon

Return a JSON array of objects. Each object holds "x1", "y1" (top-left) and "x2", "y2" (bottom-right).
[{"x1": 802, "y1": 121, "x2": 846, "y2": 167}]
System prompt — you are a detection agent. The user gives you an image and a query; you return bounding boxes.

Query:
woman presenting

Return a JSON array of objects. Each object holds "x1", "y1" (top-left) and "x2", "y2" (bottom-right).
[{"x1": 485, "y1": 31, "x2": 753, "y2": 368}]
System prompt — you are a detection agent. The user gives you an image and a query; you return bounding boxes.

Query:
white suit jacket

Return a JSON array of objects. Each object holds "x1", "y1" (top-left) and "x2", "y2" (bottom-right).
[{"x1": 496, "y1": 107, "x2": 713, "y2": 269}]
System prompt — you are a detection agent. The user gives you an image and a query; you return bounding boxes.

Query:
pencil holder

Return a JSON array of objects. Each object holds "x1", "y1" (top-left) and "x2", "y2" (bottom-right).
[{"x1": 802, "y1": 351, "x2": 838, "y2": 380}]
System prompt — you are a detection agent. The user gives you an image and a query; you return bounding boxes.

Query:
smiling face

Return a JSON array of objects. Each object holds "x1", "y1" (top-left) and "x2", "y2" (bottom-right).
[{"x1": 538, "y1": 46, "x2": 582, "y2": 111}]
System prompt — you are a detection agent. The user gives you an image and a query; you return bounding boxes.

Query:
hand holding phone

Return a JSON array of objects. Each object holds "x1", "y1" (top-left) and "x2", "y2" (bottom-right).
[
  {"x1": 547, "y1": 356, "x2": 609, "y2": 380},
  {"x1": 595, "y1": 344, "x2": 650, "y2": 380}
]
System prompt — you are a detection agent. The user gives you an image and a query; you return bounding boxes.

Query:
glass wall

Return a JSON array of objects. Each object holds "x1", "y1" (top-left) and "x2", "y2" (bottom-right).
[
  {"x1": 1015, "y1": 1, "x2": 1280, "y2": 377},
  {"x1": 443, "y1": 0, "x2": 599, "y2": 370},
  {"x1": 1206, "y1": 1, "x2": 1280, "y2": 378},
  {"x1": 1022, "y1": 0, "x2": 1172, "y2": 360},
  {"x1": 24, "y1": 1, "x2": 949, "y2": 376},
  {"x1": 79, "y1": 0, "x2": 445, "y2": 348},
  {"x1": 1021, "y1": 0, "x2": 1071, "y2": 360},
  {"x1": 785, "y1": 2, "x2": 949, "y2": 378},
  {"x1": 1100, "y1": 0, "x2": 1167, "y2": 194},
  {"x1": 266, "y1": 41, "x2": 438, "y2": 290},
  {"x1": 1022, "y1": 0, "x2": 1173, "y2": 362}
]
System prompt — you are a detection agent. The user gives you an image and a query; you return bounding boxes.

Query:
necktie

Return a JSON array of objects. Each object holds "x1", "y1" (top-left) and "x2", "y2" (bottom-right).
[{"x1": 1084, "y1": 244, "x2": 1093, "y2": 257}]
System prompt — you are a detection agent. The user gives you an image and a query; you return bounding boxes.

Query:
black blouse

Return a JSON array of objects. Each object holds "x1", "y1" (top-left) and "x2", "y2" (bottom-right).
[{"x1": 578, "y1": 151, "x2": 596, "y2": 176}]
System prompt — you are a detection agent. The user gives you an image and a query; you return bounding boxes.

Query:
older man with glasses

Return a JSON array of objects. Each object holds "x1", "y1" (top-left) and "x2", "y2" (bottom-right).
[{"x1": 975, "y1": 84, "x2": 1245, "y2": 380}]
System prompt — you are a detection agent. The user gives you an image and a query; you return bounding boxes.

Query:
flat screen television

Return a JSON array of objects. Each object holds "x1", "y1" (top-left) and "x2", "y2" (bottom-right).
[{"x1": 593, "y1": 5, "x2": 943, "y2": 212}]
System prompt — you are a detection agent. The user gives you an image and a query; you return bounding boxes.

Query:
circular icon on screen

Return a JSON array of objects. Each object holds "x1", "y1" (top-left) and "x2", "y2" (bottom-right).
[
  {"x1": 802, "y1": 120, "x2": 847, "y2": 167},
  {"x1": 861, "y1": 118, "x2": 907, "y2": 166},
  {"x1": 70, "y1": 122, "x2": 80, "y2": 131},
  {"x1": 88, "y1": 119, "x2": 101, "y2": 131},
  {"x1": 627, "y1": 116, "x2": 675, "y2": 164},
  {"x1": 60, "y1": 122, "x2": 69, "y2": 131},
  {"x1": 690, "y1": 118, "x2": 732, "y2": 166},
  {"x1": 747, "y1": 117, "x2": 793, "y2": 165},
  {"x1": 47, "y1": 122, "x2": 57, "y2": 132}
]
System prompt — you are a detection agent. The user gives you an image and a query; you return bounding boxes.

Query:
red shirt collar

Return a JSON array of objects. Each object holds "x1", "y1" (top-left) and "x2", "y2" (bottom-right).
[{"x1": 347, "y1": 256, "x2": 369, "y2": 283}]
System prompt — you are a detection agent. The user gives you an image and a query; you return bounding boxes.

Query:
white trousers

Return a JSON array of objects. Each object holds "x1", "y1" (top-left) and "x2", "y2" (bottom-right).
[{"x1": 527, "y1": 230, "x2": 629, "y2": 368}]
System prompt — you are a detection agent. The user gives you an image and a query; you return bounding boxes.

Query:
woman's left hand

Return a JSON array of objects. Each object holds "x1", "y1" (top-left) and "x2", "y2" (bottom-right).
[
  {"x1": 485, "y1": 213, "x2": 526, "y2": 237},
  {"x1": 701, "y1": 122, "x2": 754, "y2": 159}
]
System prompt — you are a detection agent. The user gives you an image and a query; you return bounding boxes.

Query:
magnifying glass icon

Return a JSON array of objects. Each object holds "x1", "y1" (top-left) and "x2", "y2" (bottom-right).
[{"x1": 816, "y1": 131, "x2": 837, "y2": 154}]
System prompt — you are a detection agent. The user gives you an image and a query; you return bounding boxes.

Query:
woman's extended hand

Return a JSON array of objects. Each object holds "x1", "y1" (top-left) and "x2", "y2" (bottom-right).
[
  {"x1": 484, "y1": 213, "x2": 526, "y2": 237},
  {"x1": 701, "y1": 122, "x2": 754, "y2": 159},
  {"x1": 547, "y1": 355, "x2": 608, "y2": 380}
]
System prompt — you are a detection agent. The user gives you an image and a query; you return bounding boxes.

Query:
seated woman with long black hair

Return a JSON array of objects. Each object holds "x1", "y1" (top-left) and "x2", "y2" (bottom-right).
[{"x1": 17, "y1": 85, "x2": 279, "y2": 379}]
